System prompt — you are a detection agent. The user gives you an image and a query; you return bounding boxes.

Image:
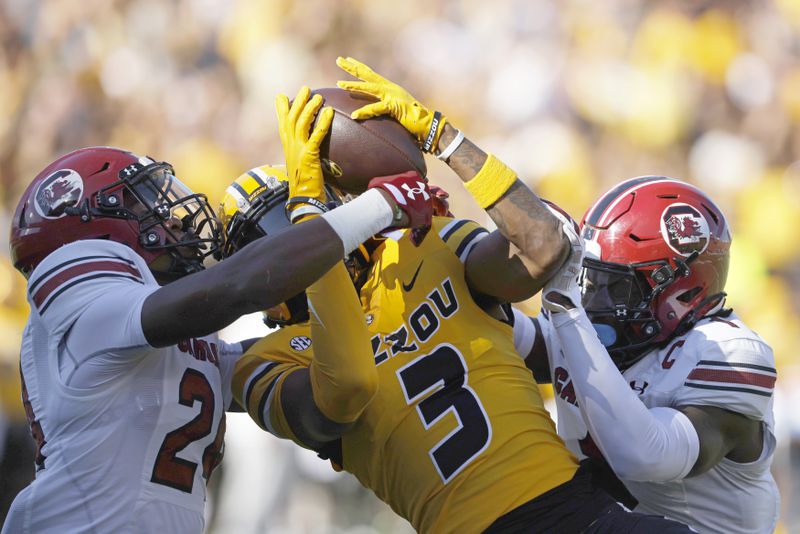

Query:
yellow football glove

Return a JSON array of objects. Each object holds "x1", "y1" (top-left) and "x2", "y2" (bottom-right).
[
  {"x1": 336, "y1": 56, "x2": 447, "y2": 153},
  {"x1": 275, "y1": 86, "x2": 334, "y2": 223}
]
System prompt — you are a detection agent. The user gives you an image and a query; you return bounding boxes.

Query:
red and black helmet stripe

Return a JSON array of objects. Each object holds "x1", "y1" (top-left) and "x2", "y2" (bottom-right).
[{"x1": 584, "y1": 176, "x2": 668, "y2": 227}]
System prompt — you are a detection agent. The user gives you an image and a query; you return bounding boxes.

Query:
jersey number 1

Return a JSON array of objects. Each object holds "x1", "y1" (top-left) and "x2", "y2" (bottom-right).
[
  {"x1": 397, "y1": 344, "x2": 491, "y2": 483},
  {"x1": 151, "y1": 368, "x2": 225, "y2": 493}
]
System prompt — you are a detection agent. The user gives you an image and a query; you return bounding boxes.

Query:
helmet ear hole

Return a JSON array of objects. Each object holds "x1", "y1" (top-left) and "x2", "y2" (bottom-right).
[
  {"x1": 18, "y1": 204, "x2": 28, "y2": 229},
  {"x1": 90, "y1": 161, "x2": 111, "y2": 176},
  {"x1": 677, "y1": 287, "x2": 702, "y2": 303},
  {"x1": 701, "y1": 203, "x2": 720, "y2": 225}
]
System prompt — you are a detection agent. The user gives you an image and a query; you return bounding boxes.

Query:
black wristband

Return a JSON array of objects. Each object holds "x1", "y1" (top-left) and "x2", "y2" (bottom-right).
[
  {"x1": 422, "y1": 111, "x2": 443, "y2": 152},
  {"x1": 285, "y1": 196, "x2": 329, "y2": 223}
]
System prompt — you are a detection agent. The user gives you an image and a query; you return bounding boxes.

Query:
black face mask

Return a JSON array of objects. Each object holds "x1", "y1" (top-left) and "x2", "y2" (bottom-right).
[
  {"x1": 581, "y1": 251, "x2": 702, "y2": 370},
  {"x1": 83, "y1": 161, "x2": 222, "y2": 278},
  {"x1": 581, "y1": 259, "x2": 662, "y2": 370}
]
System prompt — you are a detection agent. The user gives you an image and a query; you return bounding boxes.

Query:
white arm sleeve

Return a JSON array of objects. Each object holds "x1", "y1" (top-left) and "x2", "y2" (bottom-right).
[
  {"x1": 551, "y1": 306, "x2": 700, "y2": 482},
  {"x1": 216, "y1": 340, "x2": 244, "y2": 409},
  {"x1": 511, "y1": 307, "x2": 536, "y2": 359}
]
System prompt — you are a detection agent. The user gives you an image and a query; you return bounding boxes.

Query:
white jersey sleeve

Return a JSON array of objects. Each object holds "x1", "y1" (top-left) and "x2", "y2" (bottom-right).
[
  {"x1": 216, "y1": 339, "x2": 244, "y2": 409},
  {"x1": 27, "y1": 240, "x2": 160, "y2": 388},
  {"x1": 511, "y1": 307, "x2": 537, "y2": 358},
  {"x1": 676, "y1": 318, "x2": 776, "y2": 420}
]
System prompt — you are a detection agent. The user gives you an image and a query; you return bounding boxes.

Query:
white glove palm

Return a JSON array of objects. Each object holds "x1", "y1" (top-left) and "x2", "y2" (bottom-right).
[{"x1": 542, "y1": 204, "x2": 585, "y2": 314}]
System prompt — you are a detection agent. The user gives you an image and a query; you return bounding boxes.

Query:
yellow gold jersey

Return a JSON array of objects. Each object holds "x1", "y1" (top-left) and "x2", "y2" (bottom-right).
[{"x1": 233, "y1": 217, "x2": 578, "y2": 533}]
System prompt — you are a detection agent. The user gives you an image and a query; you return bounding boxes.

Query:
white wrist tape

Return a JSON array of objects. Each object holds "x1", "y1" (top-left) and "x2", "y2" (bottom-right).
[
  {"x1": 551, "y1": 307, "x2": 700, "y2": 482},
  {"x1": 321, "y1": 189, "x2": 394, "y2": 255},
  {"x1": 289, "y1": 204, "x2": 326, "y2": 223},
  {"x1": 436, "y1": 130, "x2": 465, "y2": 161}
]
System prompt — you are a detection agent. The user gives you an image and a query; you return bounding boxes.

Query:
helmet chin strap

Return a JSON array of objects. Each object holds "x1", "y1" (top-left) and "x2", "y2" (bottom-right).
[
  {"x1": 601, "y1": 322, "x2": 663, "y2": 370},
  {"x1": 262, "y1": 293, "x2": 310, "y2": 329}
]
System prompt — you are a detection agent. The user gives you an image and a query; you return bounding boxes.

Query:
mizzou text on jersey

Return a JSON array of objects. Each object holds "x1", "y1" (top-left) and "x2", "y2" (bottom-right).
[{"x1": 233, "y1": 217, "x2": 578, "y2": 534}]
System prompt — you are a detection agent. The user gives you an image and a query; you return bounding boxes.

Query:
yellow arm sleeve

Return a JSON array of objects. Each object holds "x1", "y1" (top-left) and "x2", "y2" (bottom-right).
[
  {"x1": 306, "y1": 262, "x2": 378, "y2": 423},
  {"x1": 234, "y1": 352, "x2": 313, "y2": 446},
  {"x1": 233, "y1": 354, "x2": 295, "y2": 436}
]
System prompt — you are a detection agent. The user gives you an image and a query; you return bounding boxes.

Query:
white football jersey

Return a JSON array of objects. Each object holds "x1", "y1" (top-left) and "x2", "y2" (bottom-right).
[
  {"x1": 535, "y1": 310, "x2": 779, "y2": 534},
  {"x1": 4, "y1": 240, "x2": 241, "y2": 534}
]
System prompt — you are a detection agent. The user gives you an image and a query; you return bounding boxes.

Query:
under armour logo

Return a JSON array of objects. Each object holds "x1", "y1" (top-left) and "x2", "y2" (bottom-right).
[
  {"x1": 120, "y1": 164, "x2": 142, "y2": 178},
  {"x1": 401, "y1": 182, "x2": 430, "y2": 201}
]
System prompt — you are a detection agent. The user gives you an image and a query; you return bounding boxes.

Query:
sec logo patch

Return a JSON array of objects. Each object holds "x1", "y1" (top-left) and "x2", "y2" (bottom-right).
[{"x1": 289, "y1": 336, "x2": 312, "y2": 351}]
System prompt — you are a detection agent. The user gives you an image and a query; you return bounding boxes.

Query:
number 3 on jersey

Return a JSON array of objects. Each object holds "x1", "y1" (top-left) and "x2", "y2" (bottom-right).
[{"x1": 397, "y1": 344, "x2": 491, "y2": 483}]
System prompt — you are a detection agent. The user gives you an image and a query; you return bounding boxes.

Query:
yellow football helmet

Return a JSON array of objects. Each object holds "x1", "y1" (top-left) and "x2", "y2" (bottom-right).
[
  {"x1": 219, "y1": 164, "x2": 369, "y2": 328},
  {"x1": 219, "y1": 165, "x2": 292, "y2": 258}
]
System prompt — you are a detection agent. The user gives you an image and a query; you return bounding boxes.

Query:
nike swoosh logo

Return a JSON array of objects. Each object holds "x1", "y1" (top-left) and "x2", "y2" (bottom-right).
[{"x1": 402, "y1": 261, "x2": 424, "y2": 292}]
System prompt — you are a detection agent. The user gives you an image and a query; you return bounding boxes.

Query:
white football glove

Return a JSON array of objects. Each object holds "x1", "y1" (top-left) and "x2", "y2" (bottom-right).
[{"x1": 542, "y1": 203, "x2": 585, "y2": 314}]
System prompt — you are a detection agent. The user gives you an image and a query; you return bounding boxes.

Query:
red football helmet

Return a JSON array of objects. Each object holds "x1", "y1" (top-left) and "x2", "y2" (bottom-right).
[
  {"x1": 579, "y1": 176, "x2": 731, "y2": 369},
  {"x1": 10, "y1": 147, "x2": 221, "y2": 279}
]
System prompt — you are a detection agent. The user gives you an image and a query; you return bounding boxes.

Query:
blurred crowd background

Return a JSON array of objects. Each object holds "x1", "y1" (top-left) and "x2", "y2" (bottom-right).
[{"x1": 1, "y1": 0, "x2": 799, "y2": 532}]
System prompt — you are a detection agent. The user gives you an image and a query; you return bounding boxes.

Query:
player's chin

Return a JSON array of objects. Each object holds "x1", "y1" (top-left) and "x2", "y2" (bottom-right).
[
  {"x1": 176, "y1": 245, "x2": 205, "y2": 266},
  {"x1": 168, "y1": 232, "x2": 207, "y2": 260},
  {"x1": 154, "y1": 242, "x2": 206, "y2": 272}
]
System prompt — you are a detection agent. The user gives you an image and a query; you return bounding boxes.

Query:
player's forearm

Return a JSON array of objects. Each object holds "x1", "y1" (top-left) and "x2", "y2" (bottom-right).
[
  {"x1": 141, "y1": 218, "x2": 343, "y2": 346},
  {"x1": 486, "y1": 182, "x2": 569, "y2": 283},
  {"x1": 225, "y1": 189, "x2": 394, "y2": 314},
  {"x1": 218, "y1": 217, "x2": 344, "y2": 312},
  {"x1": 438, "y1": 124, "x2": 487, "y2": 181},
  {"x1": 442, "y1": 123, "x2": 568, "y2": 284},
  {"x1": 306, "y1": 263, "x2": 378, "y2": 424},
  {"x1": 550, "y1": 306, "x2": 700, "y2": 482}
]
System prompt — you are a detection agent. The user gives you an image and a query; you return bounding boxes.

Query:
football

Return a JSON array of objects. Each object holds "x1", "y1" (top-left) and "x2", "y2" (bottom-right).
[{"x1": 310, "y1": 88, "x2": 427, "y2": 194}]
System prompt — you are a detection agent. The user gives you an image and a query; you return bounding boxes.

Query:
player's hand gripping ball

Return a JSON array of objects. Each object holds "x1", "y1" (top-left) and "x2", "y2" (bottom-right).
[
  {"x1": 336, "y1": 57, "x2": 447, "y2": 153},
  {"x1": 276, "y1": 86, "x2": 334, "y2": 222},
  {"x1": 307, "y1": 87, "x2": 427, "y2": 195}
]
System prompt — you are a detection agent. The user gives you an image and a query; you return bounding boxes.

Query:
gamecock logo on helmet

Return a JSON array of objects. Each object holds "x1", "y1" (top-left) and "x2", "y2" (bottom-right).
[
  {"x1": 660, "y1": 203, "x2": 710, "y2": 256},
  {"x1": 33, "y1": 169, "x2": 84, "y2": 219}
]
